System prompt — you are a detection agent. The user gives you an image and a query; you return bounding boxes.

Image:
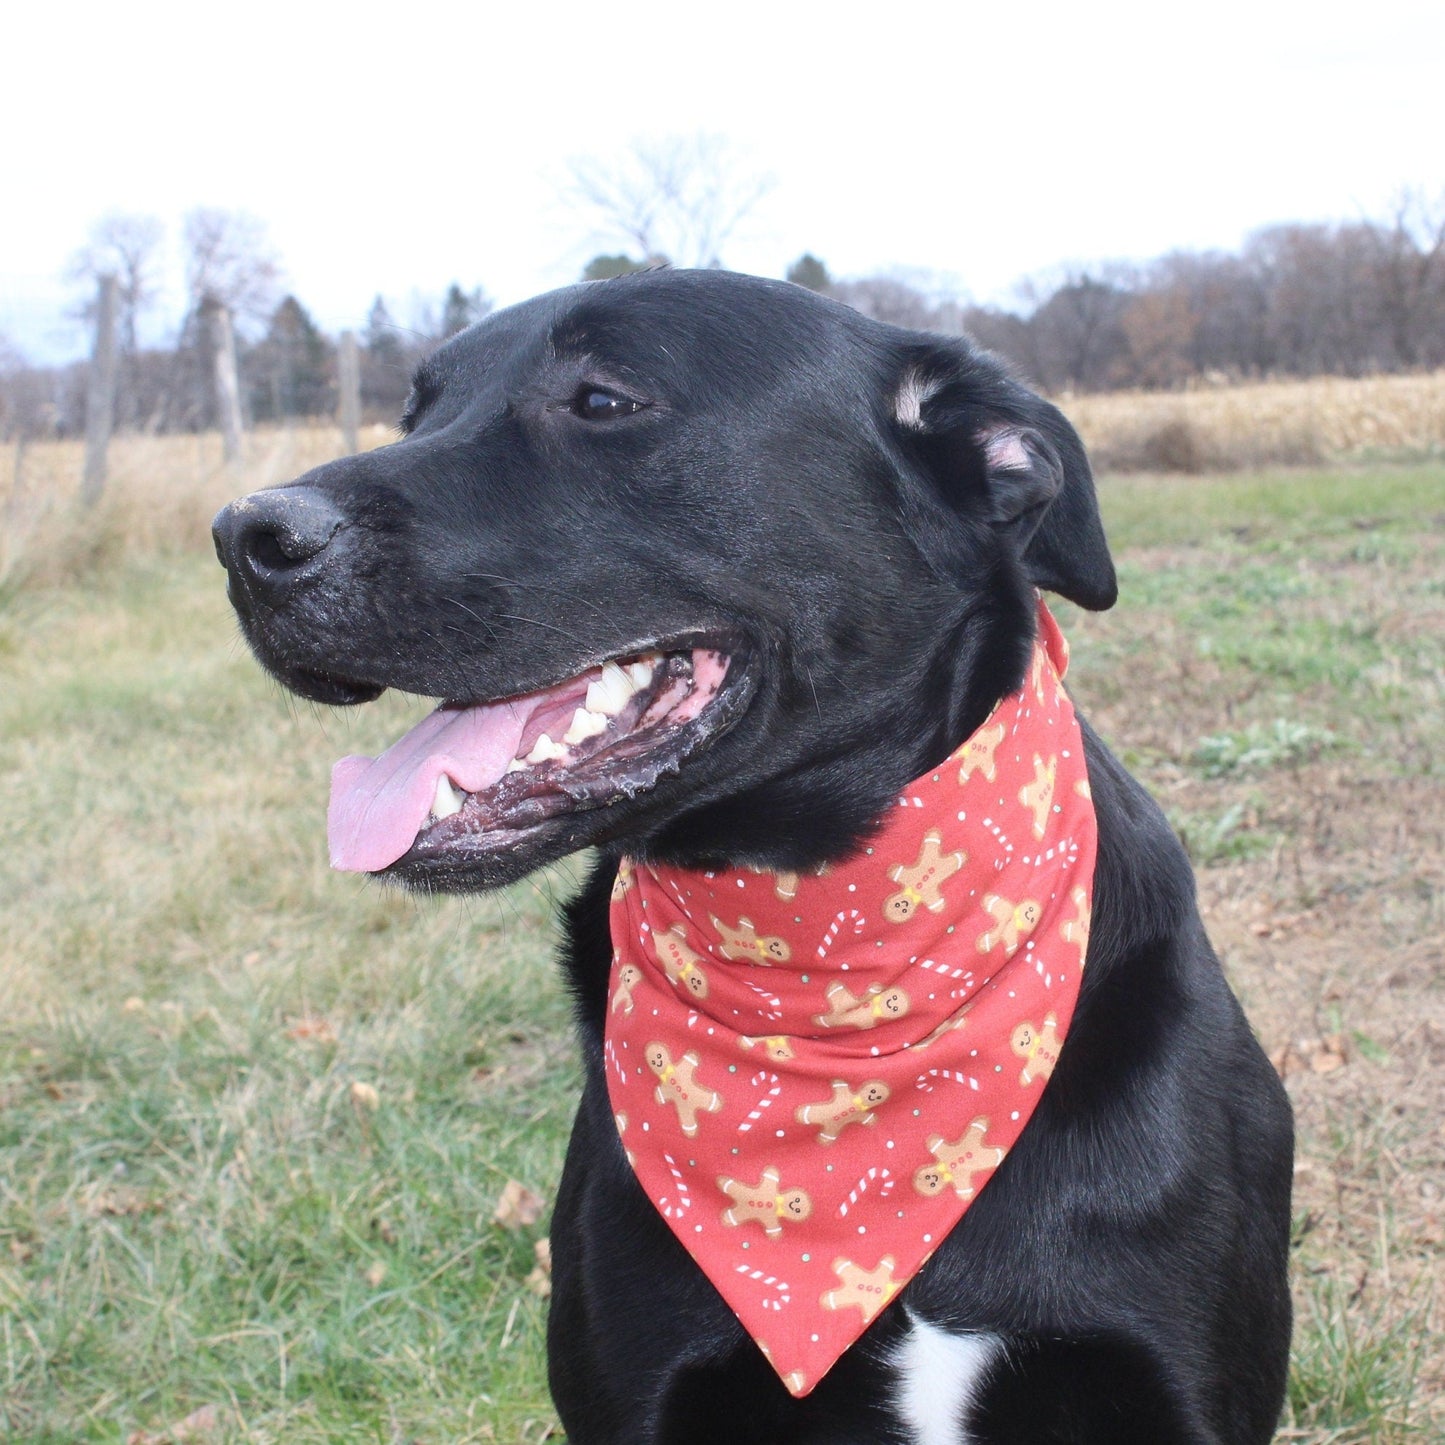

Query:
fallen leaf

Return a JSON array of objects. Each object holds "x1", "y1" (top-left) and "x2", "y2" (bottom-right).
[
  {"x1": 285, "y1": 1015, "x2": 337, "y2": 1044},
  {"x1": 87, "y1": 1188, "x2": 161, "y2": 1218},
  {"x1": 526, "y1": 1236, "x2": 552, "y2": 1296},
  {"x1": 493, "y1": 1179, "x2": 546, "y2": 1230},
  {"x1": 1269, "y1": 1041, "x2": 1297, "y2": 1078},
  {"x1": 364, "y1": 1259, "x2": 387, "y2": 1288},
  {"x1": 350, "y1": 1080, "x2": 380, "y2": 1112},
  {"x1": 126, "y1": 1402, "x2": 228, "y2": 1444},
  {"x1": 121, "y1": 996, "x2": 147, "y2": 1014}
]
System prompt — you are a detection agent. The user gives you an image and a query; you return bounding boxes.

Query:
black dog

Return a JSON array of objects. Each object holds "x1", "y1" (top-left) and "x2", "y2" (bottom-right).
[{"x1": 213, "y1": 269, "x2": 1292, "y2": 1444}]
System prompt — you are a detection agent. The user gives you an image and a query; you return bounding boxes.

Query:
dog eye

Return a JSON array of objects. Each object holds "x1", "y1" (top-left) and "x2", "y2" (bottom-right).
[{"x1": 572, "y1": 386, "x2": 644, "y2": 421}]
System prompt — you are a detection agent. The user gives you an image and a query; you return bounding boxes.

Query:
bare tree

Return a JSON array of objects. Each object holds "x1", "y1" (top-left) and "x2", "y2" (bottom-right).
[
  {"x1": 184, "y1": 207, "x2": 280, "y2": 321},
  {"x1": 183, "y1": 209, "x2": 281, "y2": 461},
  {"x1": 1368, "y1": 187, "x2": 1445, "y2": 368},
  {"x1": 566, "y1": 134, "x2": 773, "y2": 270},
  {"x1": 67, "y1": 213, "x2": 164, "y2": 358},
  {"x1": 67, "y1": 213, "x2": 165, "y2": 429},
  {"x1": 829, "y1": 275, "x2": 959, "y2": 331},
  {"x1": 1021, "y1": 266, "x2": 1134, "y2": 392}
]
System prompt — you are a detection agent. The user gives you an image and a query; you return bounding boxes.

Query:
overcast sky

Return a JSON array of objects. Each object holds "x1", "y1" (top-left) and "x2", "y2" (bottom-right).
[{"x1": 4, "y1": 0, "x2": 1441, "y2": 364}]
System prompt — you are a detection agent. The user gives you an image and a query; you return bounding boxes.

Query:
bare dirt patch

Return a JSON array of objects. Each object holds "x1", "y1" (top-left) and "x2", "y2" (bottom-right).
[{"x1": 1069, "y1": 506, "x2": 1444, "y2": 1440}]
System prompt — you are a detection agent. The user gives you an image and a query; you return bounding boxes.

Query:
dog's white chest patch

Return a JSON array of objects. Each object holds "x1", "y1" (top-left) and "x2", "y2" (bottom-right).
[{"x1": 891, "y1": 1312, "x2": 1002, "y2": 1445}]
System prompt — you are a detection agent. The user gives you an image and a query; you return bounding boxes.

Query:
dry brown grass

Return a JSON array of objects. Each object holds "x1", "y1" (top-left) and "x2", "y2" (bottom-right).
[
  {"x1": 0, "y1": 423, "x2": 395, "y2": 594},
  {"x1": 1065, "y1": 370, "x2": 1445, "y2": 472}
]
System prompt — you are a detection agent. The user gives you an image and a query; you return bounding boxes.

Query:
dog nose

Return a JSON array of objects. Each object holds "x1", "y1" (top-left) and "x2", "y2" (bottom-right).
[{"x1": 212, "y1": 487, "x2": 346, "y2": 595}]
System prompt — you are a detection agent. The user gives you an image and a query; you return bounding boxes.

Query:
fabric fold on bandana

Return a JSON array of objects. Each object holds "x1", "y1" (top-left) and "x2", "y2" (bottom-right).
[{"x1": 603, "y1": 599, "x2": 1097, "y2": 1397}]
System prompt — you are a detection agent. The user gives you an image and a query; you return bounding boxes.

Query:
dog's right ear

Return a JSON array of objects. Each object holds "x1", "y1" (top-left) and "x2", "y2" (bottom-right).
[{"x1": 890, "y1": 343, "x2": 1117, "y2": 611}]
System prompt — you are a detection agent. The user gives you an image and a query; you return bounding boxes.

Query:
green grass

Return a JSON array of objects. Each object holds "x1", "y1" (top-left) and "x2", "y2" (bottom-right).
[
  {"x1": 1, "y1": 558, "x2": 578, "y2": 1441},
  {"x1": 2, "y1": 461, "x2": 1442, "y2": 1441},
  {"x1": 1089, "y1": 461, "x2": 1445, "y2": 549}
]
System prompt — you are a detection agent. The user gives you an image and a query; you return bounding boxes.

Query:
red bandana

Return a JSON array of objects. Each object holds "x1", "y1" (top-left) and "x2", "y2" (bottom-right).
[{"x1": 604, "y1": 601, "x2": 1096, "y2": 1397}]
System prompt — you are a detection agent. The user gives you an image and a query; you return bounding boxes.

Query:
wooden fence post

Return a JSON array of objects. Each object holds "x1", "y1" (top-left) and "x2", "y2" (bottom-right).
[
  {"x1": 338, "y1": 329, "x2": 361, "y2": 454},
  {"x1": 81, "y1": 273, "x2": 119, "y2": 508},
  {"x1": 204, "y1": 297, "x2": 245, "y2": 464}
]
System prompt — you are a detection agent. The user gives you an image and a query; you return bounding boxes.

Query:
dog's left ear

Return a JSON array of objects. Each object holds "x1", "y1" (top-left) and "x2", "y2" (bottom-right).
[{"x1": 892, "y1": 344, "x2": 1117, "y2": 611}]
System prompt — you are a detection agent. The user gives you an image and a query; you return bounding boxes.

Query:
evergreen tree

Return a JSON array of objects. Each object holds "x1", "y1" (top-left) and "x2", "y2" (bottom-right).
[
  {"x1": 786, "y1": 253, "x2": 831, "y2": 293},
  {"x1": 248, "y1": 295, "x2": 334, "y2": 420},
  {"x1": 359, "y1": 295, "x2": 415, "y2": 416},
  {"x1": 364, "y1": 295, "x2": 407, "y2": 369},
  {"x1": 583, "y1": 253, "x2": 649, "y2": 281},
  {"x1": 440, "y1": 283, "x2": 491, "y2": 338}
]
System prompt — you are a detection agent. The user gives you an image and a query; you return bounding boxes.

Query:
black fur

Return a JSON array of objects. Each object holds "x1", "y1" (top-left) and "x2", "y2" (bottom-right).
[{"x1": 214, "y1": 269, "x2": 1292, "y2": 1443}]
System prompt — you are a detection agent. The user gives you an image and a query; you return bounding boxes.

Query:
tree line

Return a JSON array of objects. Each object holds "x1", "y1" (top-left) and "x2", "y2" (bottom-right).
[
  {"x1": 802, "y1": 188, "x2": 1445, "y2": 394},
  {"x1": 0, "y1": 208, "x2": 493, "y2": 443},
  {"x1": 2, "y1": 184, "x2": 1442, "y2": 446}
]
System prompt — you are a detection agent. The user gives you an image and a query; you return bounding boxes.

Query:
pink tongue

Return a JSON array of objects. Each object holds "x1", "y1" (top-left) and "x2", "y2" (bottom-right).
[{"x1": 328, "y1": 698, "x2": 541, "y2": 873}]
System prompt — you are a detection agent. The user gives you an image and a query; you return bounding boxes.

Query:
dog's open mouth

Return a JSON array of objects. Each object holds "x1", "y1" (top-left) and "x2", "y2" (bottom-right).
[{"x1": 327, "y1": 646, "x2": 739, "y2": 873}]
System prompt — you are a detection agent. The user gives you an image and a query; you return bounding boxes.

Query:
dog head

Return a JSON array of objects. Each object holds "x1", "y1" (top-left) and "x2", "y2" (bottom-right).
[{"x1": 212, "y1": 269, "x2": 1114, "y2": 890}]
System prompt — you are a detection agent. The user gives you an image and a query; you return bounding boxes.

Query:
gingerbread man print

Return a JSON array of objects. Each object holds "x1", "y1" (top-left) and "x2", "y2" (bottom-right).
[
  {"x1": 756, "y1": 1341, "x2": 808, "y2": 1397},
  {"x1": 820, "y1": 1256, "x2": 902, "y2": 1325},
  {"x1": 1011, "y1": 1013, "x2": 1062, "y2": 1086},
  {"x1": 773, "y1": 871, "x2": 801, "y2": 901},
  {"x1": 646, "y1": 1042, "x2": 723, "y2": 1135},
  {"x1": 883, "y1": 829, "x2": 966, "y2": 923},
  {"x1": 958, "y1": 720, "x2": 1006, "y2": 785},
  {"x1": 794, "y1": 1079, "x2": 891, "y2": 1143},
  {"x1": 912, "y1": 1118, "x2": 1007, "y2": 1200},
  {"x1": 718, "y1": 1166, "x2": 813, "y2": 1237},
  {"x1": 652, "y1": 922, "x2": 711, "y2": 1000},
  {"x1": 813, "y1": 980, "x2": 911, "y2": 1030},
  {"x1": 711, "y1": 914, "x2": 792, "y2": 964},
  {"x1": 740, "y1": 1034, "x2": 796, "y2": 1062},
  {"x1": 610, "y1": 960, "x2": 642, "y2": 1014},
  {"x1": 976, "y1": 893, "x2": 1042, "y2": 956},
  {"x1": 1018, "y1": 753, "x2": 1058, "y2": 840}
]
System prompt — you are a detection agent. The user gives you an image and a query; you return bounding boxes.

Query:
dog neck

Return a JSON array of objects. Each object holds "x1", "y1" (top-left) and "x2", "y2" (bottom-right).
[{"x1": 602, "y1": 599, "x2": 1097, "y2": 1398}]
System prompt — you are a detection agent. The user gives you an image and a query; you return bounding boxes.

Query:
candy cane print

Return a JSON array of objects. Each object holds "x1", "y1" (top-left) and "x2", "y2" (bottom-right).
[
  {"x1": 737, "y1": 1070, "x2": 782, "y2": 1133},
  {"x1": 744, "y1": 978, "x2": 784, "y2": 1022},
  {"x1": 914, "y1": 1067, "x2": 980, "y2": 1093},
  {"x1": 659, "y1": 1151, "x2": 691, "y2": 1219},
  {"x1": 734, "y1": 1262, "x2": 792, "y2": 1311},
  {"x1": 816, "y1": 908, "x2": 866, "y2": 962},
  {"x1": 919, "y1": 955, "x2": 972, "y2": 983},
  {"x1": 979, "y1": 815, "x2": 1016, "y2": 859},
  {"x1": 918, "y1": 955, "x2": 976, "y2": 1001},
  {"x1": 603, "y1": 1036, "x2": 628, "y2": 1088},
  {"x1": 837, "y1": 1166, "x2": 895, "y2": 1217}
]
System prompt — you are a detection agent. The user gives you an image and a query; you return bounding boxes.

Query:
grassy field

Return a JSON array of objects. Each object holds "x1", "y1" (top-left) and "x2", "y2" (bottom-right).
[
  {"x1": 1, "y1": 430, "x2": 1441, "y2": 1442},
  {"x1": 1066, "y1": 369, "x2": 1445, "y2": 472}
]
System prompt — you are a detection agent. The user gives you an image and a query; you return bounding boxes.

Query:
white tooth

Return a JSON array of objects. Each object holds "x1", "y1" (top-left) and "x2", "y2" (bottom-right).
[
  {"x1": 625, "y1": 659, "x2": 655, "y2": 689},
  {"x1": 432, "y1": 775, "x2": 464, "y2": 819},
  {"x1": 586, "y1": 662, "x2": 636, "y2": 716},
  {"x1": 525, "y1": 732, "x2": 568, "y2": 764},
  {"x1": 505, "y1": 759, "x2": 527, "y2": 773},
  {"x1": 563, "y1": 706, "x2": 609, "y2": 745}
]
